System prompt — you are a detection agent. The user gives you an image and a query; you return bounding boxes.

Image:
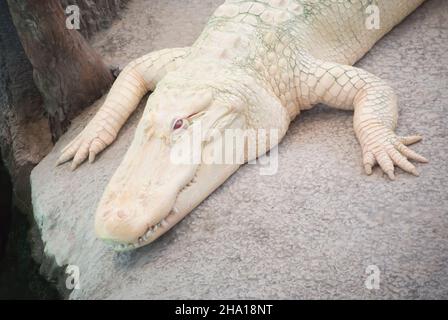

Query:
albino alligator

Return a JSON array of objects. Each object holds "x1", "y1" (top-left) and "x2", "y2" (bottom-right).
[{"x1": 57, "y1": 0, "x2": 428, "y2": 250}]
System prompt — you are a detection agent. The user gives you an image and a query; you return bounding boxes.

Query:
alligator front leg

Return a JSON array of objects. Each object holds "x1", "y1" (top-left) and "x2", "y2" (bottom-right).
[
  {"x1": 302, "y1": 55, "x2": 428, "y2": 179},
  {"x1": 57, "y1": 47, "x2": 190, "y2": 170}
]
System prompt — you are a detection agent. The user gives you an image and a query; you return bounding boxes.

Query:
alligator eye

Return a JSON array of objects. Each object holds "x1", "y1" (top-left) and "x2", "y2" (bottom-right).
[{"x1": 172, "y1": 119, "x2": 184, "y2": 130}]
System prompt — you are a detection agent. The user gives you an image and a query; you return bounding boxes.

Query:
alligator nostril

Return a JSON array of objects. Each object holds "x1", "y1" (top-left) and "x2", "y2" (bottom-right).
[{"x1": 116, "y1": 210, "x2": 128, "y2": 219}]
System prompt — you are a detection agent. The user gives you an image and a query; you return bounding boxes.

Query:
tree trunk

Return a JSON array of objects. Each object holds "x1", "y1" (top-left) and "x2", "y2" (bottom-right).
[
  {"x1": 0, "y1": 0, "x2": 52, "y2": 214},
  {"x1": 60, "y1": 0, "x2": 129, "y2": 39},
  {"x1": 7, "y1": 0, "x2": 114, "y2": 141}
]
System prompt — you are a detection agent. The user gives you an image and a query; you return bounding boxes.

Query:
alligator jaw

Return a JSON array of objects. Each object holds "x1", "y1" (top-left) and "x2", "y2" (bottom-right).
[
  {"x1": 105, "y1": 211, "x2": 175, "y2": 252},
  {"x1": 103, "y1": 160, "x2": 240, "y2": 252},
  {"x1": 105, "y1": 166, "x2": 198, "y2": 252}
]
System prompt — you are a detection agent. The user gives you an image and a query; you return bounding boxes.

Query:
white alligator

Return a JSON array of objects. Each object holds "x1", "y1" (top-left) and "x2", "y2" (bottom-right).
[{"x1": 57, "y1": 0, "x2": 428, "y2": 250}]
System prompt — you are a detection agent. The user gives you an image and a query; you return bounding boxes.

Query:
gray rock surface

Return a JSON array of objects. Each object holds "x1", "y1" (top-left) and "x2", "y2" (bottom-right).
[{"x1": 31, "y1": 0, "x2": 448, "y2": 299}]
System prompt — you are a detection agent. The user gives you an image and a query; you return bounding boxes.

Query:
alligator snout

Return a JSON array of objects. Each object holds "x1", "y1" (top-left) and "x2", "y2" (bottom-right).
[
  {"x1": 97, "y1": 208, "x2": 146, "y2": 244},
  {"x1": 95, "y1": 162, "x2": 181, "y2": 244}
]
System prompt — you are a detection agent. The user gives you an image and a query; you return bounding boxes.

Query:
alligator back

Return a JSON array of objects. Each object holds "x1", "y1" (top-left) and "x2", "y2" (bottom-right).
[
  {"x1": 299, "y1": 0, "x2": 426, "y2": 65},
  {"x1": 205, "y1": 0, "x2": 426, "y2": 66}
]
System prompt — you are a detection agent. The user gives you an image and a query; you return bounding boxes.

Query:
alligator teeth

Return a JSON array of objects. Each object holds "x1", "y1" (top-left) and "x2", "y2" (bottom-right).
[
  {"x1": 130, "y1": 207, "x2": 178, "y2": 247},
  {"x1": 114, "y1": 243, "x2": 134, "y2": 251},
  {"x1": 144, "y1": 227, "x2": 154, "y2": 237}
]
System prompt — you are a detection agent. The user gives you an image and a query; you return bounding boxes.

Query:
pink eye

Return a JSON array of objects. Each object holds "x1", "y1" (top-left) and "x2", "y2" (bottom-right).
[{"x1": 173, "y1": 119, "x2": 184, "y2": 130}]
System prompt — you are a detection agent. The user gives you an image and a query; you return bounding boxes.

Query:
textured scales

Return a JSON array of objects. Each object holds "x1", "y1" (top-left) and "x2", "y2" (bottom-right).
[{"x1": 58, "y1": 0, "x2": 428, "y2": 250}]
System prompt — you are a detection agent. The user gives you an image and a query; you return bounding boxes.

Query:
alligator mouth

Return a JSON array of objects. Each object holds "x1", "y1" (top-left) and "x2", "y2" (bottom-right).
[
  {"x1": 106, "y1": 166, "x2": 201, "y2": 252},
  {"x1": 101, "y1": 120, "x2": 243, "y2": 251},
  {"x1": 106, "y1": 210, "x2": 176, "y2": 251}
]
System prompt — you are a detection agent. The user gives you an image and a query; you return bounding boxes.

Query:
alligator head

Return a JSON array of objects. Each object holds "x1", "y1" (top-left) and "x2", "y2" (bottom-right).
[{"x1": 94, "y1": 78, "x2": 249, "y2": 250}]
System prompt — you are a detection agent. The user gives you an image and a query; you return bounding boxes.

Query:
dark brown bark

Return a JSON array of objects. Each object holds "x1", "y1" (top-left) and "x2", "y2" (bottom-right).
[
  {"x1": 7, "y1": 0, "x2": 114, "y2": 140},
  {"x1": 60, "y1": 0, "x2": 128, "y2": 39},
  {"x1": 0, "y1": 0, "x2": 52, "y2": 214}
]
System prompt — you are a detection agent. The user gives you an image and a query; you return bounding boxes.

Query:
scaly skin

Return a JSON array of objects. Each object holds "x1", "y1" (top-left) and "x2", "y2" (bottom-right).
[{"x1": 58, "y1": 0, "x2": 428, "y2": 250}]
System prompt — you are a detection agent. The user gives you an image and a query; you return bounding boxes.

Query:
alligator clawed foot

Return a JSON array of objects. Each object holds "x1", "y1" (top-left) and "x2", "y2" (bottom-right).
[
  {"x1": 56, "y1": 123, "x2": 116, "y2": 170},
  {"x1": 360, "y1": 126, "x2": 428, "y2": 180}
]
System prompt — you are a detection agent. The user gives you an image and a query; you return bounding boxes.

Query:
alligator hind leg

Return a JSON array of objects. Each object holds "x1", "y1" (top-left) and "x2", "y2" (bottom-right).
[
  {"x1": 301, "y1": 55, "x2": 428, "y2": 179},
  {"x1": 57, "y1": 47, "x2": 190, "y2": 170}
]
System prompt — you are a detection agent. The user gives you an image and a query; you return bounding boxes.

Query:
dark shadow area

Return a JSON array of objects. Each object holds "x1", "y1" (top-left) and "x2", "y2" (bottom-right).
[
  {"x1": 0, "y1": 151, "x2": 12, "y2": 259},
  {"x1": 0, "y1": 154, "x2": 60, "y2": 299}
]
